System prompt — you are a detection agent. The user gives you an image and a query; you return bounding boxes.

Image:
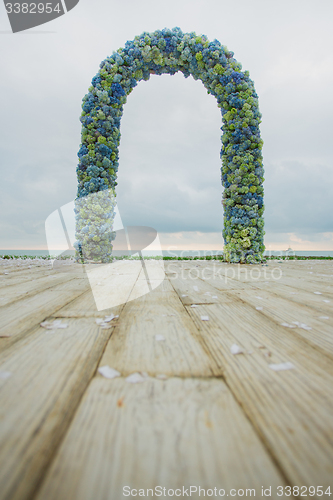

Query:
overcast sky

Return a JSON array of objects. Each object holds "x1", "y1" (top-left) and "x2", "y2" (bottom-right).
[{"x1": 0, "y1": 0, "x2": 332, "y2": 251}]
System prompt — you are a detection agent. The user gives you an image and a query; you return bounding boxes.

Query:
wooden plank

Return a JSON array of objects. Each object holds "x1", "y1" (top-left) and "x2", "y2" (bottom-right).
[
  {"x1": 0, "y1": 273, "x2": 79, "y2": 308},
  {"x1": 0, "y1": 264, "x2": 85, "y2": 286},
  {"x1": 85, "y1": 260, "x2": 143, "y2": 311},
  {"x1": 0, "y1": 262, "x2": 55, "y2": 280},
  {"x1": 165, "y1": 261, "x2": 248, "y2": 290},
  {"x1": 1, "y1": 259, "x2": 332, "y2": 500},
  {"x1": 170, "y1": 263, "x2": 333, "y2": 356},
  {"x1": 0, "y1": 269, "x2": 56, "y2": 288},
  {"x1": 0, "y1": 260, "x2": 141, "y2": 500},
  {"x1": 198, "y1": 264, "x2": 333, "y2": 356},
  {"x1": 99, "y1": 277, "x2": 217, "y2": 378},
  {"x1": 52, "y1": 288, "x2": 113, "y2": 318},
  {"x1": 0, "y1": 278, "x2": 90, "y2": 351},
  {"x1": 228, "y1": 288, "x2": 333, "y2": 357},
  {"x1": 245, "y1": 280, "x2": 333, "y2": 319},
  {"x1": 170, "y1": 269, "x2": 333, "y2": 376},
  {"x1": 167, "y1": 269, "x2": 333, "y2": 488},
  {"x1": 35, "y1": 377, "x2": 286, "y2": 500},
  {"x1": 0, "y1": 317, "x2": 116, "y2": 500},
  {"x1": 275, "y1": 276, "x2": 332, "y2": 297},
  {"x1": 187, "y1": 260, "x2": 333, "y2": 292},
  {"x1": 52, "y1": 260, "x2": 164, "y2": 317}
]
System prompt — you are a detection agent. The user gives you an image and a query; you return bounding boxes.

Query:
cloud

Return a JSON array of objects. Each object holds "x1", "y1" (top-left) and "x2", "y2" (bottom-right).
[
  {"x1": 116, "y1": 72, "x2": 223, "y2": 233},
  {"x1": 0, "y1": 0, "x2": 332, "y2": 249},
  {"x1": 264, "y1": 160, "x2": 333, "y2": 234}
]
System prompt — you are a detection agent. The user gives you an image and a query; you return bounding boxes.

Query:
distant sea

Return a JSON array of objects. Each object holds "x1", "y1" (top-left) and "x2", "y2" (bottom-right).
[{"x1": 1, "y1": 249, "x2": 332, "y2": 258}]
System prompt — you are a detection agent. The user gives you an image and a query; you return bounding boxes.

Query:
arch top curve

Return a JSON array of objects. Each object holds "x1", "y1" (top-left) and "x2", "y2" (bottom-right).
[{"x1": 76, "y1": 27, "x2": 265, "y2": 263}]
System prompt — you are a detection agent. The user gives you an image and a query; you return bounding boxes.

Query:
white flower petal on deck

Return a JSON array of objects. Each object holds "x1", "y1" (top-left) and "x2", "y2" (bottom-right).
[
  {"x1": 40, "y1": 320, "x2": 68, "y2": 330},
  {"x1": 269, "y1": 362, "x2": 295, "y2": 371},
  {"x1": 0, "y1": 371, "x2": 12, "y2": 380},
  {"x1": 204, "y1": 292, "x2": 211, "y2": 296},
  {"x1": 98, "y1": 366, "x2": 121, "y2": 379},
  {"x1": 96, "y1": 318, "x2": 111, "y2": 328},
  {"x1": 255, "y1": 296, "x2": 263, "y2": 300},
  {"x1": 190, "y1": 304, "x2": 198, "y2": 308},
  {"x1": 126, "y1": 372, "x2": 148, "y2": 384},
  {"x1": 40, "y1": 321, "x2": 53, "y2": 329},
  {"x1": 181, "y1": 295, "x2": 188, "y2": 297},
  {"x1": 319, "y1": 316, "x2": 329, "y2": 320},
  {"x1": 201, "y1": 315, "x2": 209, "y2": 321},
  {"x1": 193, "y1": 286, "x2": 199, "y2": 292},
  {"x1": 155, "y1": 334, "x2": 165, "y2": 341},
  {"x1": 230, "y1": 344, "x2": 243, "y2": 355},
  {"x1": 256, "y1": 306, "x2": 263, "y2": 311},
  {"x1": 323, "y1": 300, "x2": 330, "y2": 303},
  {"x1": 52, "y1": 320, "x2": 68, "y2": 329},
  {"x1": 280, "y1": 322, "x2": 296, "y2": 328},
  {"x1": 156, "y1": 374, "x2": 168, "y2": 380},
  {"x1": 212, "y1": 296, "x2": 218, "y2": 299},
  {"x1": 300, "y1": 323, "x2": 312, "y2": 330},
  {"x1": 314, "y1": 292, "x2": 322, "y2": 295},
  {"x1": 103, "y1": 314, "x2": 115, "y2": 322}
]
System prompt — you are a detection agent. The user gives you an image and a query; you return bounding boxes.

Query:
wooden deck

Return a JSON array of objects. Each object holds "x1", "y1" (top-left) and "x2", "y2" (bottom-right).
[{"x1": 0, "y1": 258, "x2": 332, "y2": 500}]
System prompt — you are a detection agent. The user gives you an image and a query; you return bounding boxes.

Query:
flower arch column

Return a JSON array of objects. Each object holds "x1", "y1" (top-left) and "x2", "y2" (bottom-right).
[{"x1": 76, "y1": 28, "x2": 265, "y2": 263}]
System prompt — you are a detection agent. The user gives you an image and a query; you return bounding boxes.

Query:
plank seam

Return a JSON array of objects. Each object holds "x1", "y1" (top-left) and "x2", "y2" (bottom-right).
[
  {"x1": 30, "y1": 263, "x2": 145, "y2": 500},
  {"x1": 165, "y1": 263, "x2": 313, "y2": 488},
  {"x1": 196, "y1": 274, "x2": 333, "y2": 365},
  {"x1": 0, "y1": 286, "x2": 89, "y2": 356}
]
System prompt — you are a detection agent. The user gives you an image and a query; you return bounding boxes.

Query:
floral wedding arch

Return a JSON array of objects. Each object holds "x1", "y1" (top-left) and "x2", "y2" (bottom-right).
[{"x1": 76, "y1": 28, "x2": 265, "y2": 263}]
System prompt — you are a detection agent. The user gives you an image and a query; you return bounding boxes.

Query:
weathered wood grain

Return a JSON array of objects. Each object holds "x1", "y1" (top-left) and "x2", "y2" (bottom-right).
[
  {"x1": 229, "y1": 288, "x2": 333, "y2": 356},
  {"x1": 0, "y1": 260, "x2": 332, "y2": 500},
  {"x1": 0, "y1": 273, "x2": 78, "y2": 308},
  {"x1": 0, "y1": 263, "x2": 55, "y2": 281},
  {"x1": 0, "y1": 278, "x2": 89, "y2": 351},
  {"x1": 99, "y1": 277, "x2": 217, "y2": 377},
  {"x1": 169, "y1": 269, "x2": 333, "y2": 488},
  {"x1": 170, "y1": 262, "x2": 333, "y2": 357},
  {"x1": 52, "y1": 288, "x2": 112, "y2": 317},
  {"x1": 35, "y1": 377, "x2": 286, "y2": 500},
  {"x1": 0, "y1": 317, "x2": 115, "y2": 500}
]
